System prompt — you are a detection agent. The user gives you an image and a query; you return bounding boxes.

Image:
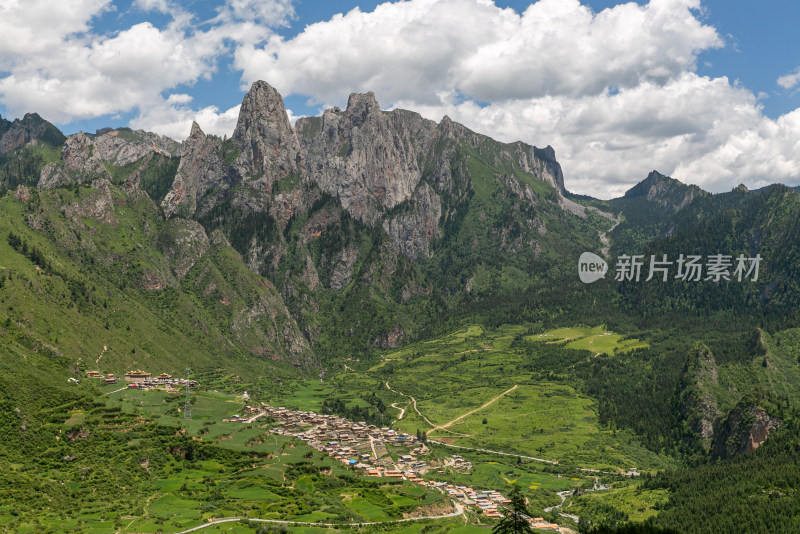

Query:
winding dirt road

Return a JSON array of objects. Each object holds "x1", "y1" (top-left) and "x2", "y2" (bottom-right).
[{"x1": 429, "y1": 384, "x2": 518, "y2": 433}]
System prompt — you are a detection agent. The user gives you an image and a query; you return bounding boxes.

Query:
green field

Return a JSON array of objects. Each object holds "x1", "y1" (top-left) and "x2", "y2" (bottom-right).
[
  {"x1": 528, "y1": 325, "x2": 649, "y2": 355},
  {"x1": 362, "y1": 325, "x2": 668, "y2": 471},
  {"x1": 0, "y1": 367, "x2": 454, "y2": 533},
  {"x1": 258, "y1": 323, "x2": 677, "y2": 529}
]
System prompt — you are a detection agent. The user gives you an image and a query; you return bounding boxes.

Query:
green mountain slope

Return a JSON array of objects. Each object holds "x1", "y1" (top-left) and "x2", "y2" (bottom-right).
[{"x1": 0, "y1": 181, "x2": 312, "y2": 378}]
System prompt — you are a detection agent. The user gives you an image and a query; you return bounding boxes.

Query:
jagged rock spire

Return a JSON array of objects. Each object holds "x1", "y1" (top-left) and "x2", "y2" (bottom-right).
[{"x1": 232, "y1": 80, "x2": 301, "y2": 186}]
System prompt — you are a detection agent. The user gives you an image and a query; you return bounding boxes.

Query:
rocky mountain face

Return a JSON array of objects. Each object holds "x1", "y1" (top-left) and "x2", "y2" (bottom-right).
[
  {"x1": 712, "y1": 404, "x2": 782, "y2": 460},
  {"x1": 40, "y1": 128, "x2": 181, "y2": 190},
  {"x1": 296, "y1": 91, "x2": 437, "y2": 225},
  {"x1": 1, "y1": 80, "x2": 609, "y2": 369},
  {"x1": 0, "y1": 113, "x2": 66, "y2": 156},
  {"x1": 162, "y1": 122, "x2": 233, "y2": 217},
  {"x1": 622, "y1": 170, "x2": 707, "y2": 214},
  {"x1": 160, "y1": 81, "x2": 572, "y2": 251},
  {"x1": 233, "y1": 80, "x2": 302, "y2": 189}
]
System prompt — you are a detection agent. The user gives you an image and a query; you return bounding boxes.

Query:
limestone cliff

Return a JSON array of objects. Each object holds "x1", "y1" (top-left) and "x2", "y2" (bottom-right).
[
  {"x1": 712, "y1": 403, "x2": 782, "y2": 460},
  {"x1": 38, "y1": 128, "x2": 180, "y2": 190},
  {"x1": 382, "y1": 182, "x2": 442, "y2": 261},
  {"x1": 232, "y1": 80, "x2": 302, "y2": 192},
  {"x1": 297, "y1": 92, "x2": 437, "y2": 225},
  {"x1": 162, "y1": 122, "x2": 234, "y2": 217}
]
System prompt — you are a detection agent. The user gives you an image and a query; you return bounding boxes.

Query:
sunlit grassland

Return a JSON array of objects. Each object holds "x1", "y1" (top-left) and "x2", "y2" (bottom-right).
[
  {"x1": 567, "y1": 483, "x2": 669, "y2": 523},
  {"x1": 527, "y1": 325, "x2": 648, "y2": 355}
]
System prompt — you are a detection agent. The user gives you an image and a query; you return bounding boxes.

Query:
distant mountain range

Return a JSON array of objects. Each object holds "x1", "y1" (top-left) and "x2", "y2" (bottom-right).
[{"x1": 2, "y1": 80, "x2": 800, "y2": 375}]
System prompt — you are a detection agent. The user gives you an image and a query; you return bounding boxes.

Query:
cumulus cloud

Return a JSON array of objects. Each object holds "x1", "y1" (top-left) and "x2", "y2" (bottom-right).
[
  {"x1": 777, "y1": 68, "x2": 800, "y2": 90},
  {"x1": 0, "y1": 0, "x2": 289, "y2": 136},
  {"x1": 0, "y1": 21, "x2": 222, "y2": 123},
  {"x1": 236, "y1": 0, "x2": 721, "y2": 104},
  {"x1": 223, "y1": 0, "x2": 296, "y2": 27},
  {"x1": 234, "y1": 0, "x2": 800, "y2": 197},
  {"x1": 0, "y1": 0, "x2": 110, "y2": 65},
  {"x1": 134, "y1": 0, "x2": 171, "y2": 13},
  {"x1": 129, "y1": 94, "x2": 241, "y2": 139}
]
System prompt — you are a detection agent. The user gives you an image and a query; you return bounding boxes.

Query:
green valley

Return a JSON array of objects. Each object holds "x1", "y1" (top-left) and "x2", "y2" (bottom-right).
[{"x1": 2, "y1": 78, "x2": 800, "y2": 534}]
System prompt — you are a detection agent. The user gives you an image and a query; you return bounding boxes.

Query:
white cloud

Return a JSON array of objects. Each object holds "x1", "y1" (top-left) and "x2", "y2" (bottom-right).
[
  {"x1": 134, "y1": 0, "x2": 170, "y2": 13},
  {"x1": 0, "y1": 21, "x2": 223, "y2": 123},
  {"x1": 0, "y1": 0, "x2": 290, "y2": 133},
  {"x1": 223, "y1": 0, "x2": 295, "y2": 27},
  {"x1": 0, "y1": 0, "x2": 111, "y2": 66},
  {"x1": 674, "y1": 107, "x2": 800, "y2": 192},
  {"x1": 235, "y1": 0, "x2": 721, "y2": 103},
  {"x1": 777, "y1": 68, "x2": 800, "y2": 90},
  {"x1": 234, "y1": 0, "x2": 800, "y2": 197},
  {"x1": 129, "y1": 94, "x2": 240, "y2": 139}
]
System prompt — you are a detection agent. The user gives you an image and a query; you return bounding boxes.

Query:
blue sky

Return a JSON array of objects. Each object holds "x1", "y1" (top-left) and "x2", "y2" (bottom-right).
[{"x1": 0, "y1": 0, "x2": 798, "y2": 197}]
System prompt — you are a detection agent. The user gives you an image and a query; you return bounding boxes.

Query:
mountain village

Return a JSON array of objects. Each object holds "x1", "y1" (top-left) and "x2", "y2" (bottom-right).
[
  {"x1": 232, "y1": 403, "x2": 564, "y2": 531},
  {"x1": 84, "y1": 369, "x2": 566, "y2": 531}
]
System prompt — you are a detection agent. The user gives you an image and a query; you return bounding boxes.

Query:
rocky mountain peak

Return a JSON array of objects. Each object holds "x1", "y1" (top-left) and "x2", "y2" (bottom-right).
[
  {"x1": 345, "y1": 92, "x2": 381, "y2": 126},
  {"x1": 0, "y1": 111, "x2": 66, "y2": 156},
  {"x1": 232, "y1": 80, "x2": 301, "y2": 187},
  {"x1": 300, "y1": 89, "x2": 437, "y2": 225},
  {"x1": 623, "y1": 170, "x2": 706, "y2": 213},
  {"x1": 625, "y1": 170, "x2": 669, "y2": 196},
  {"x1": 162, "y1": 121, "x2": 231, "y2": 217},
  {"x1": 233, "y1": 81, "x2": 293, "y2": 138},
  {"x1": 189, "y1": 121, "x2": 204, "y2": 138},
  {"x1": 346, "y1": 91, "x2": 379, "y2": 110}
]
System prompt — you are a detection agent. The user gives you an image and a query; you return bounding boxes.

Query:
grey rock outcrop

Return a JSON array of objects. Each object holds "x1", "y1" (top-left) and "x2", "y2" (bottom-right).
[
  {"x1": 679, "y1": 344, "x2": 721, "y2": 452},
  {"x1": 162, "y1": 122, "x2": 233, "y2": 217},
  {"x1": 297, "y1": 92, "x2": 437, "y2": 225},
  {"x1": 712, "y1": 405, "x2": 782, "y2": 460},
  {"x1": 38, "y1": 128, "x2": 180, "y2": 190},
  {"x1": 329, "y1": 245, "x2": 360, "y2": 290},
  {"x1": 61, "y1": 132, "x2": 110, "y2": 176},
  {"x1": 232, "y1": 80, "x2": 302, "y2": 191},
  {"x1": 90, "y1": 129, "x2": 180, "y2": 166},
  {"x1": 0, "y1": 113, "x2": 65, "y2": 156},
  {"x1": 383, "y1": 183, "x2": 442, "y2": 261},
  {"x1": 0, "y1": 122, "x2": 30, "y2": 155},
  {"x1": 623, "y1": 170, "x2": 707, "y2": 213},
  {"x1": 38, "y1": 132, "x2": 110, "y2": 189}
]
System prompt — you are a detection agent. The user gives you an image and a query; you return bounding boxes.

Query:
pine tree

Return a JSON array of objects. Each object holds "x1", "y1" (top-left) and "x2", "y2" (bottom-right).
[{"x1": 492, "y1": 484, "x2": 533, "y2": 534}]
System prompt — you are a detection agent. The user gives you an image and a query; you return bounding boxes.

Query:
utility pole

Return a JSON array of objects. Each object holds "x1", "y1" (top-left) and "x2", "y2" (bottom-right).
[{"x1": 184, "y1": 368, "x2": 191, "y2": 420}]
